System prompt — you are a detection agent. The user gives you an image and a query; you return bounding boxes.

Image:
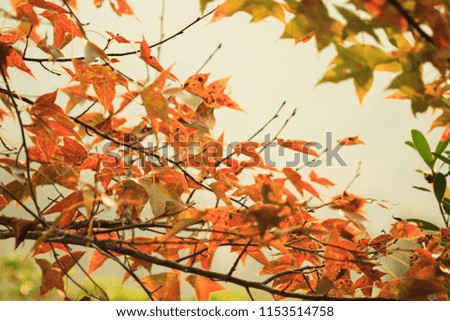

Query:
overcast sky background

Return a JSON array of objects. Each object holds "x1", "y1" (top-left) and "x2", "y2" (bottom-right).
[{"x1": 1, "y1": 0, "x2": 446, "y2": 289}]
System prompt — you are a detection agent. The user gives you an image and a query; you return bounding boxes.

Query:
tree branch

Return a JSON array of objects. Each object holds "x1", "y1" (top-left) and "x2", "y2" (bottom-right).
[
  {"x1": 0, "y1": 228, "x2": 392, "y2": 301},
  {"x1": 386, "y1": 0, "x2": 434, "y2": 44},
  {"x1": 22, "y1": 7, "x2": 217, "y2": 63}
]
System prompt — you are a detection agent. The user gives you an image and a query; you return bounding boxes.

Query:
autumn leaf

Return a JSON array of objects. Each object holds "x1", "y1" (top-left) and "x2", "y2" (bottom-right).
[
  {"x1": 83, "y1": 39, "x2": 109, "y2": 63},
  {"x1": 309, "y1": 169, "x2": 334, "y2": 188},
  {"x1": 330, "y1": 192, "x2": 365, "y2": 215},
  {"x1": 40, "y1": 10, "x2": 82, "y2": 49},
  {"x1": 44, "y1": 191, "x2": 83, "y2": 215},
  {"x1": 337, "y1": 135, "x2": 365, "y2": 146},
  {"x1": 110, "y1": 0, "x2": 134, "y2": 16},
  {"x1": 73, "y1": 59, "x2": 128, "y2": 113},
  {"x1": 33, "y1": 242, "x2": 70, "y2": 256},
  {"x1": 247, "y1": 203, "x2": 286, "y2": 236},
  {"x1": 58, "y1": 137, "x2": 87, "y2": 164},
  {"x1": 282, "y1": 167, "x2": 321, "y2": 200},
  {"x1": 277, "y1": 138, "x2": 319, "y2": 157},
  {"x1": 210, "y1": 180, "x2": 233, "y2": 207},
  {"x1": 35, "y1": 258, "x2": 65, "y2": 295},
  {"x1": 10, "y1": 0, "x2": 39, "y2": 26},
  {"x1": 389, "y1": 221, "x2": 424, "y2": 240},
  {"x1": 200, "y1": 0, "x2": 215, "y2": 13},
  {"x1": 0, "y1": 195, "x2": 8, "y2": 207},
  {"x1": 106, "y1": 31, "x2": 130, "y2": 43},
  {"x1": 141, "y1": 273, "x2": 180, "y2": 300},
  {"x1": 154, "y1": 168, "x2": 189, "y2": 196},
  {"x1": 138, "y1": 178, "x2": 186, "y2": 217},
  {"x1": 0, "y1": 180, "x2": 30, "y2": 207},
  {"x1": 203, "y1": 207, "x2": 242, "y2": 259},
  {"x1": 319, "y1": 44, "x2": 399, "y2": 102},
  {"x1": 88, "y1": 250, "x2": 108, "y2": 275},
  {"x1": 28, "y1": 0, "x2": 69, "y2": 13},
  {"x1": 183, "y1": 73, "x2": 212, "y2": 100},
  {"x1": 0, "y1": 35, "x2": 34, "y2": 78},
  {"x1": 111, "y1": 180, "x2": 149, "y2": 220},
  {"x1": 0, "y1": 216, "x2": 39, "y2": 248},
  {"x1": 207, "y1": 77, "x2": 243, "y2": 111},
  {"x1": 35, "y1": 251, "x2": 84, "y2": 295},
  {"x1": 186, "y1": 275, "x2": 225, "y2": 300},
  {"x1": 212, "y1": 0, "x2": 285, "y2": 23},
  {"x1": 140, "y1": 68, "x2": 173, "y2": 132},
  {"x1": 140, "y1": 37, "x2": 164, "y2": 72}
]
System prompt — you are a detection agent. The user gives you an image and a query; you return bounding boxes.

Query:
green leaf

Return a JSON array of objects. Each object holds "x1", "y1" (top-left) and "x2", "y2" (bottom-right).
[
  {"x1": 411, "y1": 129, "x2": 434, "y2": 169},
  {"x1": 405, "y1": 218, "x2": 440, "y2": 231},
  {"x1": 443, "y1": 198, "x2": 450, "y2": 215},
  {"x1": 319, "y1": 44, "x2": 397, "y2": 103},
  {"x1": 412, "y1": 186, "x2": 431, "y2": 192},
  {"x1": 435, "y1": 138, "x2": 450, "y2": 158},
  {"x1": 199, "y1": 0, "x2": 215, "y2": 13},
  {"x1": 138, "y1": 178, "x2": 186, "y2": 217},
  {"x1": 405, "y1": 140, "x2": 416, "y2": 150},
  {"x1": 214, "y1": 0, "x2": 285, "y2": 23},
  {"x1": 433, "y1": 172, "x2": 447, "y2": 203},
  {"x1": 335, "y1": 5, "x2": 379, "y2": 42},
  {"x1": 432, "y1": 153, "x2": 450, "y2": 166}
]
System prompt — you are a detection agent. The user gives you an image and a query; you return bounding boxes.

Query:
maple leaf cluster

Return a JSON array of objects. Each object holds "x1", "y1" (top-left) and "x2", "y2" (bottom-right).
[{"x1": 0, "y1": 0, "x2": 448, "y2": 301}]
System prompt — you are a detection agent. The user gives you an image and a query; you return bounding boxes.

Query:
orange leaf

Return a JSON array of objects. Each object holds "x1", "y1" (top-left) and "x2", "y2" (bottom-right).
[
  {"x1": 54, "y1": 251, "x2": 85, "y2": 272},
  {"x1": 248, "y1": 203, "x2": 285, "y2": 236},
  {"x1": 210, "y1": 181, "x2": 233, "y2": 207},
  {"x1": 389, "y1": 221, "x2": 424, "y2": 239},
  {"x1": 207, "y1": 77, "x2": 243, "y2": 111},
  {"x1": 369, "y1": 234, "x2": 393, "y2": 255},
  {"x1": 35, "y1": 258, "x2": 65, "y2": 295},
  {"x1": 28, "y1": 0, "x2": 69, "y2": 13},
  {"x1": 309, "y1": 169, "x2": 335, "y2": 188},
  {"x1": 138, "y1": 178, "x2": 186, "y2": 217},
  {"x1": 140, "y1": 273, "x2": 180, "y2": 301},
  {"x1": 73, "y1": 59, "x2": 128, "y2": 113},
  {"x1": 106, "y1": 31, "x2": 130, "y2": 43},
  {"x1": 0, "y1": 194, "x2": 8, "y2": 207},
  {"x1": 277, "y1": 138, "x2": 319, "y2": 157},
  {"x1": 0, "y1": 216, "x2": 39, "y2": 248},
  {"x1": 186, "y1": 275, "x2": 225, "y2": 300},
  {"x1": 59, "y1": 137, "x2": 87, "y2": 164},
  {"x1": 110, "y1": 0, "x2": 134, "y2": 16},
  {"x1": 282, "y1": 167, "x2": 321, "y2": 200},
  {"x1": 441, "y1": 124, "x2": 450, "y2": 142},
  {"x1": 88, "y1": 250, "x2": 107, "y2": 274},
  {"x1": 33, "y1": 242, "x2": 70, "y2": 256},
  {"x1": 337, "y1": 135, "x2": 365, "y2": 146},
  {"x1": 35, "y1": 251, "x2": 84, "y2": 295},
  {"x1": 0, "y1": 43, "x2": 34, "y2": 78},
  {"x1": 140, "y1": 37, "x2": 164, "y2": 72},
  {"x1": 40, "y1": 10, "x2": 82, "y2": 49},
  {"x1": 183, "y1": 73, "x2": 213, "y2": 100},
  {"x1": 330, "y1": 192, "x2": 365, "y2": 215},
  {"x1": 45, "y1": 191, "x2": 83, "y2": 215}
]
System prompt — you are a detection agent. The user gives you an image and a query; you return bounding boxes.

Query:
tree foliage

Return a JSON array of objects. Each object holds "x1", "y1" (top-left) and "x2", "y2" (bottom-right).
[{"x1": 0, "y1": 0, "x2": 449, "y2": 301}]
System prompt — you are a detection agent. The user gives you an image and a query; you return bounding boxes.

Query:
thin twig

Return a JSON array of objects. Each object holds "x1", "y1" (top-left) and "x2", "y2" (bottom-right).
[
  {"x1": 196, "y1": 43, "x2": 222, "y2": 73},
  {"x1": 226, "y1": 239, "x2": 251, "y2": 279},
  {"x1": 157, "y1": 0, "x2": 165, "y2": 60},
  {"x1": 23, "y1": 7, "x2": 217, "y2": 63},
  {"x1": 344, "y1": 160, "x2": 362, "y2": 191},
  {"x1": 0, "y1": 70, "x2": 44, "y2": 224},
  {"x1": 387, "y1": 0, "x2": 434, "y2": 44}
]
